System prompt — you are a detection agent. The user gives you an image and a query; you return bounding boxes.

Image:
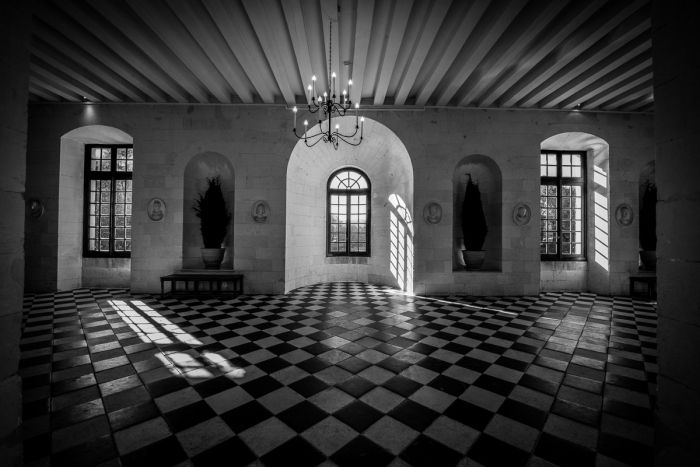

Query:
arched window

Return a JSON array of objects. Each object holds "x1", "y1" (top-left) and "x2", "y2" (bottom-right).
[{"x1": 327, "y1": 168, "x2": 371, "y2": 256}]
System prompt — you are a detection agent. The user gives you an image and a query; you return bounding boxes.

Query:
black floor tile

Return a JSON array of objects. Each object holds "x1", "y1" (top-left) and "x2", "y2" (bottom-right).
[
  {"x1": 400, "y1": 434, "x2": 462, "y2": 467},
  {"x1": 108, "y1": 400, "x2": 160, "y2": 432},
  {"x1": 444, "y1": 399, "x2": 494, "y2": 431},
  {"x1": 519, "y1": 374, "x2": 559, "y2": 395},
  {"x1": 337, "y1": 375, "x2": 375, "y2": 398},
  {"x1": 120, "y1": 435, "x2": 188, "y2": 467},
  {"x1": 277, "y1": 401, "x2": 329, "y2": 433},
  {"x1": 192, "y1": 375, "x2": 237, "y2": 398},
  {"x1": 221, "y1": 400, "x2": 273, "y2": 433},
  {"x1": 382, "y1": 375, "x2": 422, "y2": 398},
  {"x1": 51, "y1": 434, "x2": 118, "y2": 467},
  {"x1": 337, "y1": 356, "x2": 372, "y2": 374},
  {"x1": 469, "y1": 433, "x2": 530, "y2": 467},
  {"x1": 534, "y1": 432, "x2": 597, "y2": 467},
  {"x1": 597, "y1": 432, "x2": 654, "y2": 466},
  {"x1": 472, "y1": 374, "x2": 515, "y2": 396},
  {"x1": 331, "y1": 436, "x2": 393, "y2": 467},
  {"x1": 334, "y1": 400, "x2": 383, "y2": 432},
  {"x1": 388, "y1": 399, "x2": 440, "y2": 432},
  {"x1": 163, "y1": 400, "x2": 217, "y2": 432},
  {"x1": 497, "y1": 399, "x2": 548, "y2": 429},
  {"x1": 289, "y1": 375, "x2": 329, "y2": 398},
  {"x1": 261, "y1": 436, "x2": 325, "y2": 466},
  {"x1": 428, "y1": 374, "x2": 469, "y2": 396},
  {"x1": 552, "y1": 399, "x2": 600, "y2": 426}
]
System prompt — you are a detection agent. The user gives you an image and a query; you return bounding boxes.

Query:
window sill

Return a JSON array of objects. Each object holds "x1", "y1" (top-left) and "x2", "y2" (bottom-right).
[{"x1": 325, "y1": 256, "x2": 369, "y2": 265}]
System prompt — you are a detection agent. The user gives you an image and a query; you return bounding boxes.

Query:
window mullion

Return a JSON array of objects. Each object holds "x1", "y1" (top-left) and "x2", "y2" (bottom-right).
[
  {"x1": 110, "y1": 148, "x2": 117, "y2": 256},
  {"x1": 346, "y1": 194, "x2": 351, "y2": 253}
]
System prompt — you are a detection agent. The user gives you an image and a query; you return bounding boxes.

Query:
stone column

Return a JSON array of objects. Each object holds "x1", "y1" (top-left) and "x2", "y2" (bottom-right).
[
  {"x1": 653, "y1": 1, "x2": 700, "y2": 464},
  {"x1": 0, "y1": 1, "x2": 31, "y2": 465}
]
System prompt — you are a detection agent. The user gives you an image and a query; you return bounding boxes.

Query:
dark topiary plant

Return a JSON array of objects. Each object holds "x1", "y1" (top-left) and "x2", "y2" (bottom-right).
[
  {"x1": 461, "y1": 174, "x2": 488, "y2": 251},
  {"x1": 193, "y1": 176, "x2": 232, "y2": 248},
  {"x1": 639, "y1": 180, "x2": 656, "y2": 251}
]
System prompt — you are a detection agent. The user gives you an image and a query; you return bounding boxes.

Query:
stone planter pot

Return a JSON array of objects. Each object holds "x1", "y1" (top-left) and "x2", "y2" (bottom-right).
[
  {"x1": 201, "y1": 248, "x2": 225, "y2": 269},
  {"x1": 462, "y1": 250, "x2": 486, "y2": 270}
]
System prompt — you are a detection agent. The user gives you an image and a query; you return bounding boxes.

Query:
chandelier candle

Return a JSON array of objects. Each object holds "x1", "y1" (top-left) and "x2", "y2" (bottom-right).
[{"x1": 291, "y1": 18, "x2": 363, "y2": 150}]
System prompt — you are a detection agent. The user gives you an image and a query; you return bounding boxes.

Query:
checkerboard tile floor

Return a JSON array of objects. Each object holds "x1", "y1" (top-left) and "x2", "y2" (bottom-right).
[{"x1": 20, "y1": 282, "x2": 657, "y2": 466}]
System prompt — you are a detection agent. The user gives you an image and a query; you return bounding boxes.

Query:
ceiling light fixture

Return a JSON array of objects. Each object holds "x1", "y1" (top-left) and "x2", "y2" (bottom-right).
[{"x1": 291, "y1": 17, "x2": 362, "y2": 150}]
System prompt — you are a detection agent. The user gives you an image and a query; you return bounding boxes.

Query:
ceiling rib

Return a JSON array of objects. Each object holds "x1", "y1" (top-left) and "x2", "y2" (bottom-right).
[
  {"x1": 281, "y1": 0, "x2": 316, "y2": 104},
  {"x1": 541, "y1": 36, "x2": 651, "y2": 108},
  {"x1": 476, "y1": 0, "x2": 608, "y2": 108},
  {"x1": 30, "y1": 42, "x2": 123, "y2": 101},
  {"x1": 414, "y1": 0, "x2": 490, "y2": 106},
  {"x1": 242, "y1": 0, "x2": 298, "y2": 105},
  {"x1": 58, "y1": 0, "x2": 188, "y2": 103},
  {"x1": 562, "y1": 61, "x2": 651, "y2": 109},
  {"x1": 202, "y1": 0, "x2": 278, "y2": 104},
  {"x1": 94, "y1": 0, "x2": 210, "y2": 102},
  {"x1": 33, "y1": 7, "x2": 150, "y2": 102},
  {"x1": 30, "y1": 56, "x2": 103, "y2": 102},
  {"x1": 168, "y1": 0, "x2": 254, "y2": 104},
  {"x1": 519, "y1": 15, "x2": 651, "y2": 108},
  {"x1": 373, "y1": 0, "x2": 413, "y2": 105},
  {"x1": 393, "y1": 0, "x2": 451, "y2": 106},
  {"x1": 498, "y1": 0, "x2": 647, "y2": 108},
  {"x1": 126, "y1": 0, "x2": 232, "y2": 103},
  {"x1": 349, "y1": 0, "x2": 374, "y2": 105},
  {"x1": 457, "y1": 0, "x2": 569, "y2": 107},
  {"x1": 435, "y1": 0, "x2": 526, "y2": 107}
]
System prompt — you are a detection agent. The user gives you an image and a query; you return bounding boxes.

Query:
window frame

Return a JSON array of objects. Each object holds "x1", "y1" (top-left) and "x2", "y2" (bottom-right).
[
  {"x1": 83, "y1": 144, "x2": 133, "y2": 258},
  {"x1": 540, "y1": 149, "x2": 587, "y2": 261},
  {"x1": 326, "y1": 168, "x2": 371, "y2": 257}
]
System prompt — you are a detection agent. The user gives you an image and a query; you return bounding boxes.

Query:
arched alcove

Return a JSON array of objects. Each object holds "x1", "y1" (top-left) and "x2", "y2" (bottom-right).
[
  {"x1": 58, "y1": 125, "x2": 133, "y2": 290},
  {"x1": 285, "y1": 116, "x2": 413, "y2": 293},
  {"x1": 452, "y1": 155, "x2": 502, "y2": 271},
  {"x1": 540, "y1": 132, "x2": 610, "y2": 293},
  {"x1": 182, "y1": 152, "x2": 235, "y2": 269}
]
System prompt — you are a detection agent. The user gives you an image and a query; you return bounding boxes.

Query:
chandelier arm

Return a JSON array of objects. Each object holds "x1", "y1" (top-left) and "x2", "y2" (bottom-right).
[
  {"x1": 333, "y1": 125, "x2": 360, "y2": 139},
  {"x1": 334, "y1": 134, "x2": 363, "y2": 146}
]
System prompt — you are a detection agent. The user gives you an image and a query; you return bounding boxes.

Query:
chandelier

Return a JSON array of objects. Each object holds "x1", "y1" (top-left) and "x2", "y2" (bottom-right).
[{"x1": 291, "y1": 19, "x2": 363, "y2": 150}]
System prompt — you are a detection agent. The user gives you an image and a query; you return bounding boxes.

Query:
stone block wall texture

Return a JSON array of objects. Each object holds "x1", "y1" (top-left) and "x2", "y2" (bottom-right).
[
  {"x1": 25, "y1": 102, "x2": 653, "y2": 296},
  {"x1": 652, "y1": 1, "x2": 700, "y2": 464},
  {"x1": 0, "y1": 2, "x2": 30, "y2": 465}
]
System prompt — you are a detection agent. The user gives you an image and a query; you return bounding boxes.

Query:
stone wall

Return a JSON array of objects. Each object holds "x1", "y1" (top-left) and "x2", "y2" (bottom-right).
[
  {"x1": 25, "y1": 103, "x2": 653, "y2": 296},
  {"x1": 653, "y1": 0, "x2": 700, "y2": 463},
  {"x1": 0, "y1": 2, "x2": 30, "y2": 465}
]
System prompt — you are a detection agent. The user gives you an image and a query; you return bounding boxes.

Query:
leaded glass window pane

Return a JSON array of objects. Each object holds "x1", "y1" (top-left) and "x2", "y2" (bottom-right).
[
  {"x1": 540, "y1": 151, "x2": 585, "y2": 260},
  {"x1": 84, "y1": 144, "x2": 133, "y2": 256},
  {"x1": 328, "y1": 168, "x2": 370, "y2": 256}
]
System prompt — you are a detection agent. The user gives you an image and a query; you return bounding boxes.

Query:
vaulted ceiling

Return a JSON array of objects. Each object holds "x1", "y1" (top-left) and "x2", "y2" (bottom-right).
[{"x1": 29, "y1": 0, "x2": 653, "y2": 112}]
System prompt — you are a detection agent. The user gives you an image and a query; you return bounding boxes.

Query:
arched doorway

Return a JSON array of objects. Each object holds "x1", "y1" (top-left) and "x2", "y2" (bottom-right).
[{"x1": 285, "y1": 116, "x2": 414, "y2": 292}]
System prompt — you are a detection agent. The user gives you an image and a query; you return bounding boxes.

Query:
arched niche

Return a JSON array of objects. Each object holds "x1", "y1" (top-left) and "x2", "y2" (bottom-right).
[
  {"x1": 452, "y1": 155, "x2": 502, "y2": 271},
  {"x1": 58, "y1": 125, "x2": 133, "y2": 290},
  {"x1": 285, "y1": 116, "x2": 413, "y2": 293},
  {"x1": 540, "y1": 132, "x2": 610, "y2": 293},
  {"x1": 182, "y1": 152, "x2": 235, "y2": 269}
]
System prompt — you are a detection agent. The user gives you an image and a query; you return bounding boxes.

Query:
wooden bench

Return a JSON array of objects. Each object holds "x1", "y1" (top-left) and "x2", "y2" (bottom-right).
[
  {"x1": 629, "y1": 272, "x2": 656, "y2": 299},
  {"x1": 160, "y1": 271, "x2": 243, "y2": 296}
]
